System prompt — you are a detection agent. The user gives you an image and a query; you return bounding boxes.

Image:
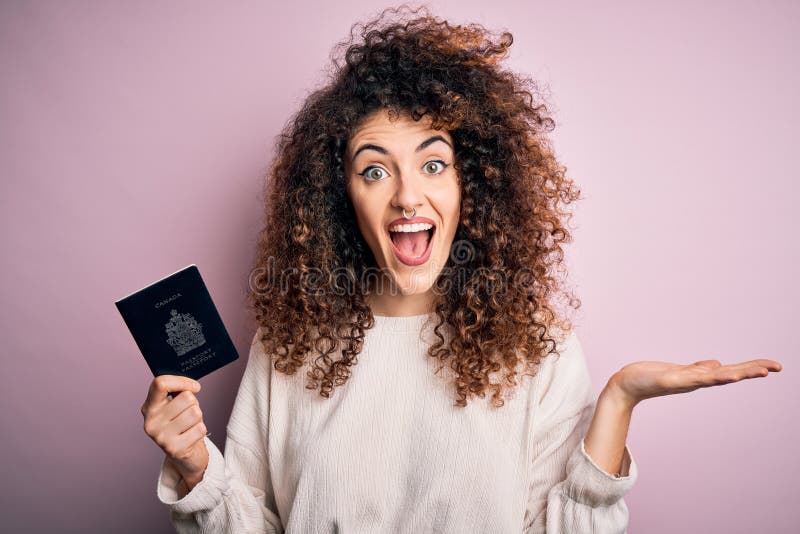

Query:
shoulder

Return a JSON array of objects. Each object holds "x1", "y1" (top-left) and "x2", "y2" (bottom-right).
[
  {"x1": 246, "y1": 325, "x2": 274, "y2": 373},
  {"x1": 536, "y1": 329, "x2": 587, "y2": 380},
  {"x1": 532, "y1": 329, "x2": 593, "y2": 420}
]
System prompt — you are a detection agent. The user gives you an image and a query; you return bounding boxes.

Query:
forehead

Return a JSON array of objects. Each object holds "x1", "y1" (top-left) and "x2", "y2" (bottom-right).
[{"x1": 347, "y1": 109, "x2": 453, "y2": 151}]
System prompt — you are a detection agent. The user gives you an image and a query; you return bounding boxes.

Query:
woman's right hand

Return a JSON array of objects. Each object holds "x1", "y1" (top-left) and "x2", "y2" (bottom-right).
[{"x1": 141, "y1": 375, "x2": 209, "y2": 490}]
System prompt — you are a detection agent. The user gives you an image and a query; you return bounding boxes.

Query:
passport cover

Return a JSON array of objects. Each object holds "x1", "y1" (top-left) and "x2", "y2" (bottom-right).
[{"x1": 115, "y1": 264, "x2": 239, "y2": 380}]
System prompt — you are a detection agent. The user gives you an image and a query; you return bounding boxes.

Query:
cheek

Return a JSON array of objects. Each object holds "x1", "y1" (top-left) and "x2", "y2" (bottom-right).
[
  {"x1": 450, "y1": 192, "x2": 461, "y2": 222},
  {"x1": 348, "y1": 189, "x2": 384, "y2": 244},
  {"x1": 443, "y1": 186, "x2": 461, "y2": 228}
]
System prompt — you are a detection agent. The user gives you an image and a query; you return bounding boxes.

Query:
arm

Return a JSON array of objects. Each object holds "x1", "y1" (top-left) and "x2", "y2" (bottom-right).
[
  {"x1": 583, "y1": 382, "x2": 636, "y2": 478},
  {"x1": 156, "y1": 327, "x2": 284, "y2": 534},
  {"x1": 523, "y1": 331, "x2": 638, "y2": 534}
]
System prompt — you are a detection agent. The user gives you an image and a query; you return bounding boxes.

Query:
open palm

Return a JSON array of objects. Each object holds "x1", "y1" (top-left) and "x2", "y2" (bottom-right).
[{"x1": 610, "y1": 358, "x2": 783, "y2": 407}]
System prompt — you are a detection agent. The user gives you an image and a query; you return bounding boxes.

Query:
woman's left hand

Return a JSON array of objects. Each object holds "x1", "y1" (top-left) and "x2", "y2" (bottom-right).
[{"x1": 606, "y1": 357, "x2": 783, "y2": 409}]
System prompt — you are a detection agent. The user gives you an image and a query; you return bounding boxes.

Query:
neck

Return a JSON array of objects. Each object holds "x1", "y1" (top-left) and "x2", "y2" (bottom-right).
[{"x1": 365, "y1": 287, "x2": 435, "y2": 317}]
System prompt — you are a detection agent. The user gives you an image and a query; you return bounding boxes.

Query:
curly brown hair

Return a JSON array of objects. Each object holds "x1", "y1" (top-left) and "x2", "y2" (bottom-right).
[{"x1": 247, "y1": 4, "x2": 582, "y2": 408}]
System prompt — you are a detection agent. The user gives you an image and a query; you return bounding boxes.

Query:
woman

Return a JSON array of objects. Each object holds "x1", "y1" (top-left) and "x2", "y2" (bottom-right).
[{"x1": 140, "y1": 6, "x2": 782, "y2": 533}]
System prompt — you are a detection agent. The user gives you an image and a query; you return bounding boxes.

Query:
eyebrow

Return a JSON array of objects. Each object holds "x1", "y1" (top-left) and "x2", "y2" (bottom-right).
[{"x1": 350, "y1": 135, "x2": 453, "y2": 163}]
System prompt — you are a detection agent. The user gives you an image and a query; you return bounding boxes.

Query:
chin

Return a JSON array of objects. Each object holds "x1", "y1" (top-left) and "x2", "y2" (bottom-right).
[
  {"x1": 394, "y1": 276, "x2": 433, "y2": 296},
  {"x1": 383, "y1": 259, "x2": 443, "y2": 297}
]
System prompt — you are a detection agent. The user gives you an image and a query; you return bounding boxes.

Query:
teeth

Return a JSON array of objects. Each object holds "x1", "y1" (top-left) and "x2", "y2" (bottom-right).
[{"x1": 389, "y1": 223, "x2": 434, "y2": 233}]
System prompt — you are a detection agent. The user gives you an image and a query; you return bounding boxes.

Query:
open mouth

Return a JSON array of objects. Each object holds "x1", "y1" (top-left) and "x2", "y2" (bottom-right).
[{"x1": 388, "y1": 224, "x2": 436, "y2": 266}]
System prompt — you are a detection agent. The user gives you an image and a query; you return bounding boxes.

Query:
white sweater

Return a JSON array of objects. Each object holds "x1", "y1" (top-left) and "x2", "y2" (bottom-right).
[{"x1": 157, "y1": 313, "x2": 638, "y2": 533}]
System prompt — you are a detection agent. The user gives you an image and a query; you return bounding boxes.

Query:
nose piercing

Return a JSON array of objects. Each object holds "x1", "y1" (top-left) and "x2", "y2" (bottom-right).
[{"x1": 402, "y1": 207, "x2": 416, "y2": 219}]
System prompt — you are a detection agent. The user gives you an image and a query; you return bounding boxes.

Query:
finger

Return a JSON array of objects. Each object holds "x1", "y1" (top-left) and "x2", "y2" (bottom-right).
[
  {"x1": 145, "y1": 375, "x2": 200, "y2": 409},
  {"x1": 172, "y1": 421, "x2": 208, "y2": 455},
  {"x1": 733, "y1": 367, "x2": 769, "y2": 380},
  {"x1": 718, "y1": 359, "x2": 782, "y2": 371},
  {"x1": 756, "y1": 359, "x2": 782, "y2": 371},
  {"x1": 161, "y1": 390, "x2": 200, "y2": 422},
  {"x1": 170, "y1": 402, "x2": 204, "y2": 435},
  {"x1": 713, "y1": 366, "x2": 772, "y2": 384}
]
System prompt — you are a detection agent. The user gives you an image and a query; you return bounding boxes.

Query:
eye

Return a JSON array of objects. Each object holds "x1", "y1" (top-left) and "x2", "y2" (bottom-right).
[
  {"x1": 357, "y1": 165, "x2": 388, "y2": 182},
  {"x1": 423, "y1": 160, "x2": 449, "y2": 175}
]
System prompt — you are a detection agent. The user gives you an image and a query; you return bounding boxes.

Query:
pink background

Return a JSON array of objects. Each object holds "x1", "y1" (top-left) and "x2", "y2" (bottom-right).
[{"x1": 2, "y1": 1, "x2": 797, "y2": 532}]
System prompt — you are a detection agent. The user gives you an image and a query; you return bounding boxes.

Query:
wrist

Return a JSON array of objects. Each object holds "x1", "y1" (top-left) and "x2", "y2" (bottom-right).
[
  {"x1": 602, "y1": 376, "x2": 639, "y2": 413},
  {"x1": 167, "y1": 457, "x2": 207, "y2": 491},
  {"x1": 181, "y1": 469, "x2": 205, "y2": 491}
]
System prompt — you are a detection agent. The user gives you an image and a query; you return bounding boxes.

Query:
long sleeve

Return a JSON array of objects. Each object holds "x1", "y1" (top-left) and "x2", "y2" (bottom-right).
[
  {"x1": 155, "y1": 327, "x2": 284, "y2": 533},
  {"x1": 523, "y1": 331, "x2": 638, "y2": 534}
]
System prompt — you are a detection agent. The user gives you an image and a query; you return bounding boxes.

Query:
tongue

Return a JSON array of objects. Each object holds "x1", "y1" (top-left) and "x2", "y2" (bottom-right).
[{"x1": 392, "y1": 230, "x2": 430, "y2": 257}]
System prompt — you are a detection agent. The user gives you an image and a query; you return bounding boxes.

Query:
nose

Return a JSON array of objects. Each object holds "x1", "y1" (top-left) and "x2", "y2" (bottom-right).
[{"x1": 391, "y1": 171, "x2": 425, "y2": 214}]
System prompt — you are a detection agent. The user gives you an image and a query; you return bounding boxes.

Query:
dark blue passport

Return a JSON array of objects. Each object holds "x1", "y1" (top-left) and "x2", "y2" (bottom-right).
[{"x1": 115, "y1": 264, "x2": 239, "y2": 380}]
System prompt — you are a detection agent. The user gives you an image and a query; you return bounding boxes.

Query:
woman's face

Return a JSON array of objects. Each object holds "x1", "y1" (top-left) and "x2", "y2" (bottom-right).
[{"x1": 345, "y1": 109, "x2": 460, "y2": 311}]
